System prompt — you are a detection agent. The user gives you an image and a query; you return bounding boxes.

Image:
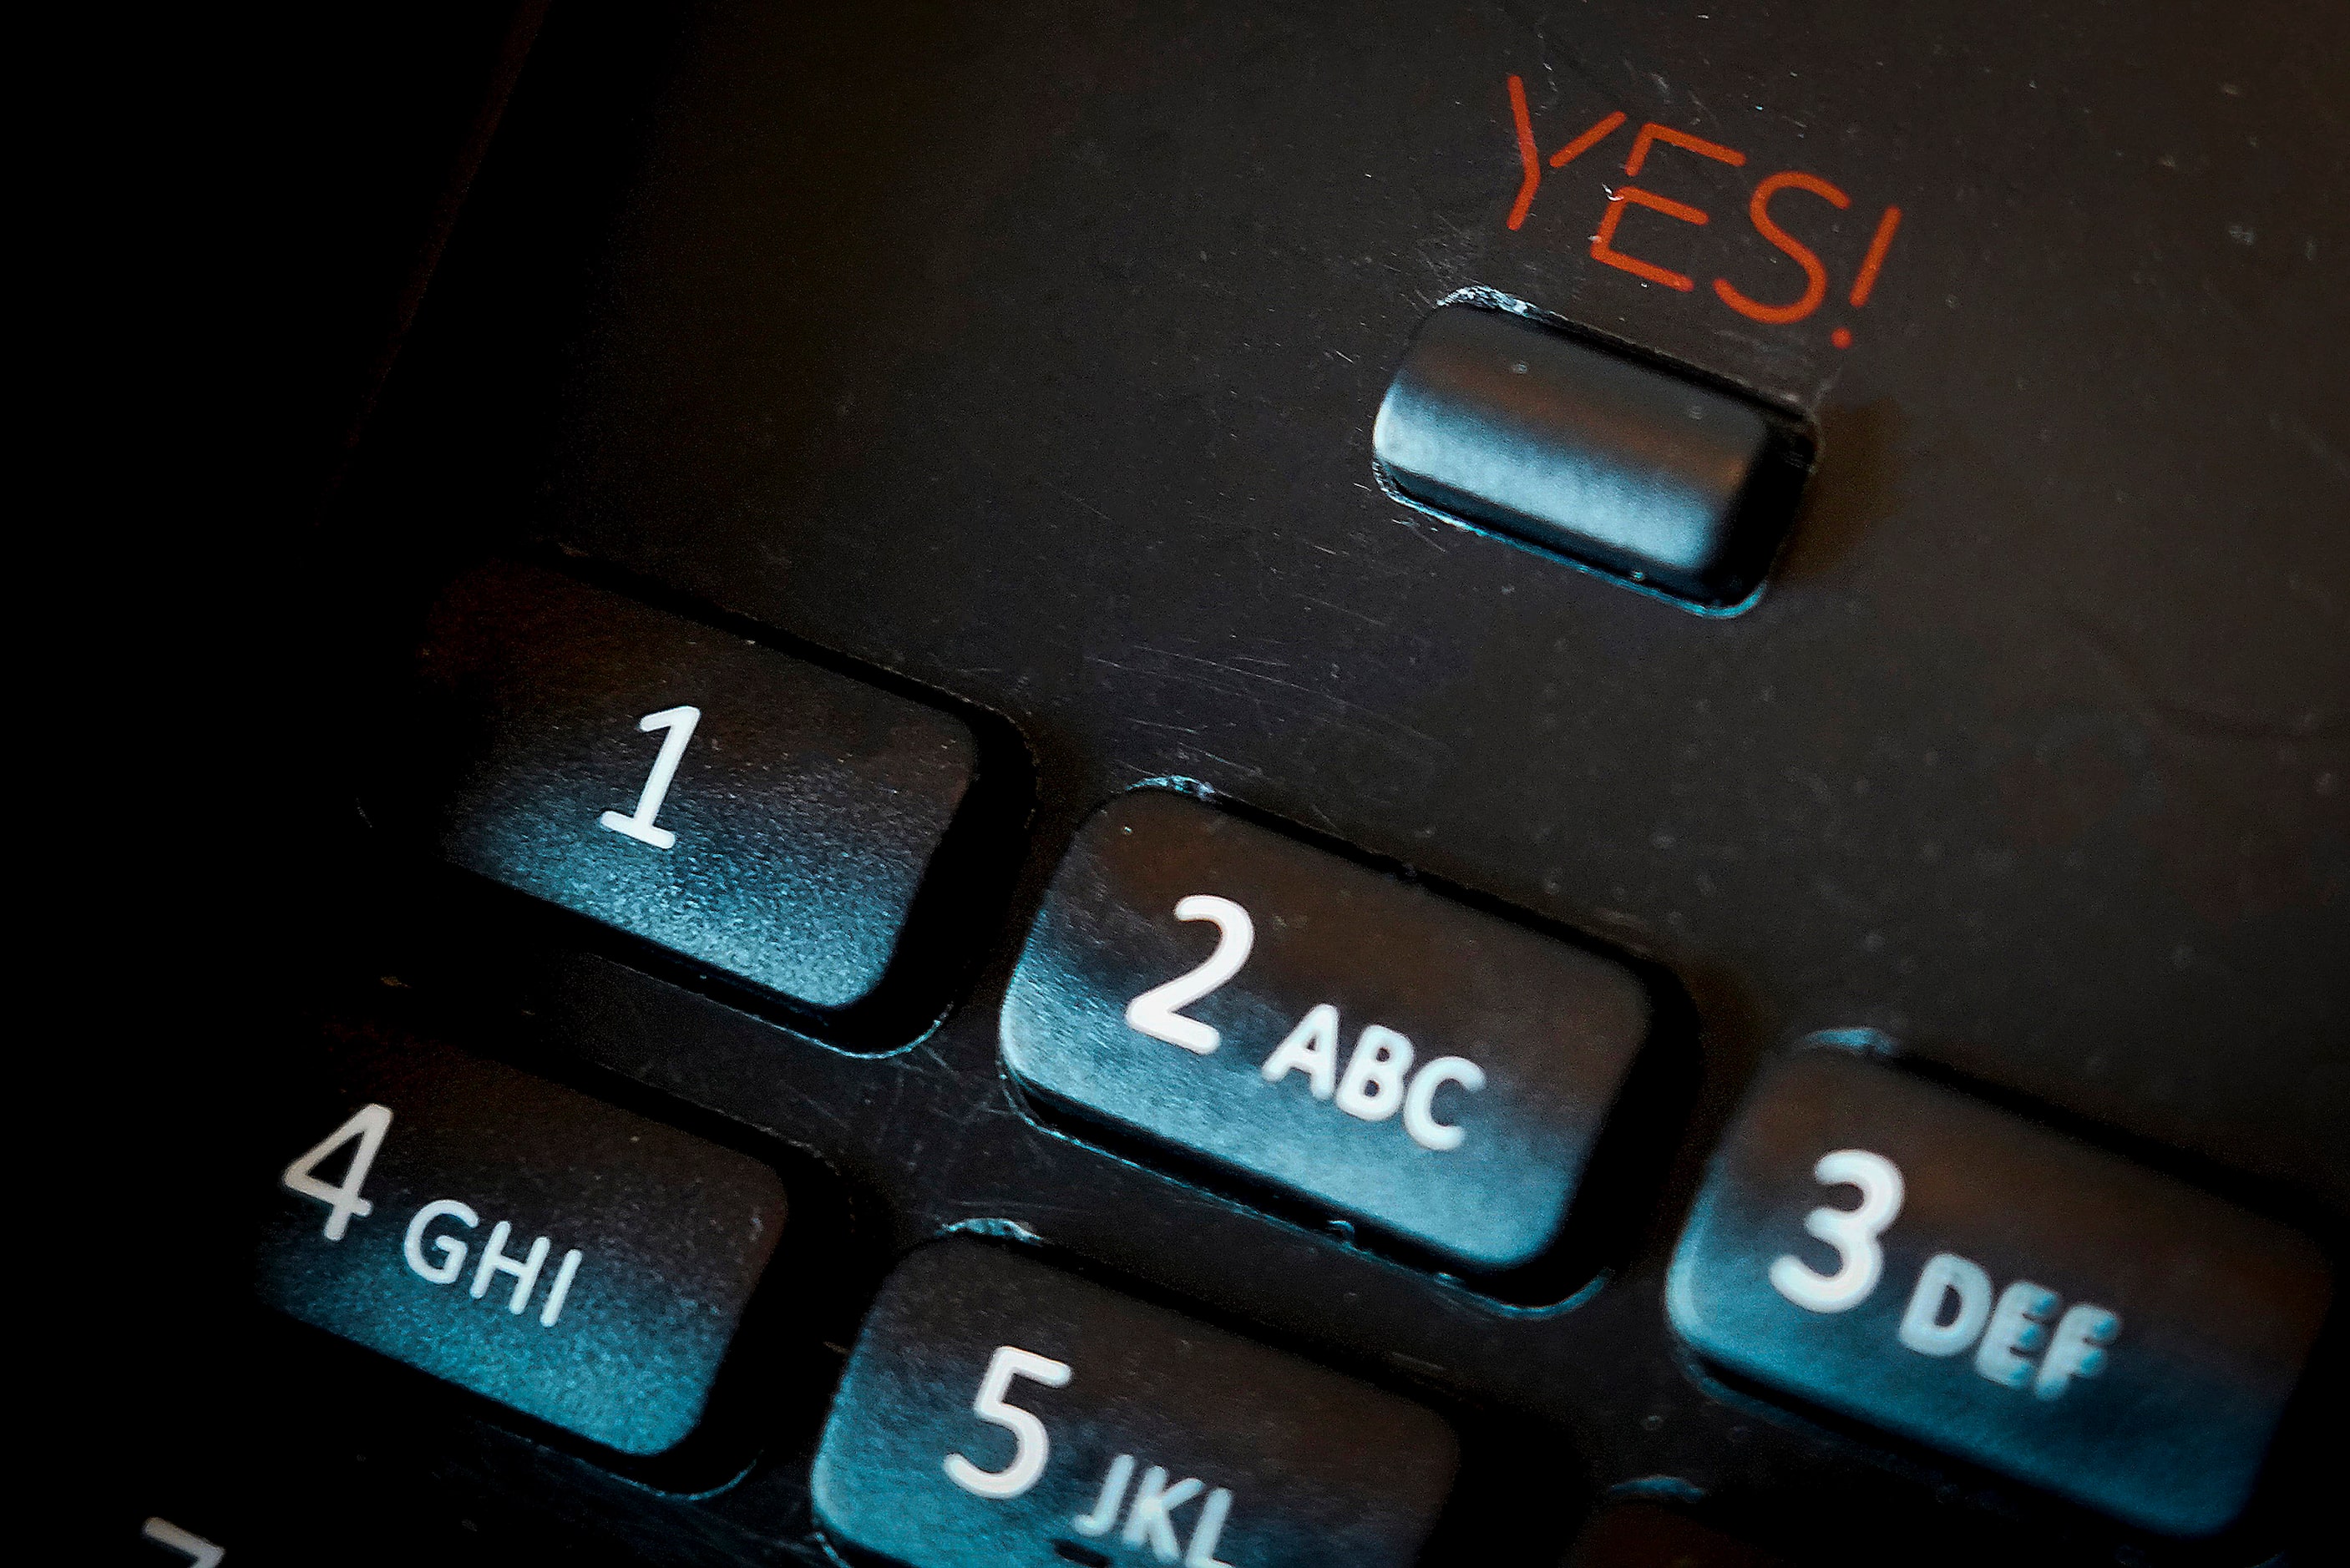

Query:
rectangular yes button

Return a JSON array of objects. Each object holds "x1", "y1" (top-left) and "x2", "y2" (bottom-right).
[
  {"x1": 1666, "y1": 1049, "x2": 2331, "y2": 1535},
  {"x1": 1000, "y1": 789, "x2": 1654, "y2": 1274},
  {"x1": 1373, "y1": 303, "x2": 1808, "y2": 611}
]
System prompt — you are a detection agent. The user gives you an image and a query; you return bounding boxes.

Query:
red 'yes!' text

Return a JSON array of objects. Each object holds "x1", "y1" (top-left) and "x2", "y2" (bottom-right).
[{"x1": 1505, "y1": 75, "x2": 1902, "y2": 351}]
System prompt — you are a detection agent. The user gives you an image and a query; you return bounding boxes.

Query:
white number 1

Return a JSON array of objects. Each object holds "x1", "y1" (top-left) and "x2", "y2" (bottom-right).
[{"x1": 600, "y1": 705, "x2": 701, "y2": 850}]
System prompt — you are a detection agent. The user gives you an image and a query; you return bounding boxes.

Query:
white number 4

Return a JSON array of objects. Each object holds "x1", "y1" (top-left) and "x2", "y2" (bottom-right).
[{"x1": 281, "y1": 1103, "x2": 393, "y2": 1242}]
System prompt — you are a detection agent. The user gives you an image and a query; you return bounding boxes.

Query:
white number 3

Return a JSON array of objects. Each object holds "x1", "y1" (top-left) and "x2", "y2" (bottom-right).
[{"x1": 1770, "y1": 1148, "x2": 1905, "y2": 1313}]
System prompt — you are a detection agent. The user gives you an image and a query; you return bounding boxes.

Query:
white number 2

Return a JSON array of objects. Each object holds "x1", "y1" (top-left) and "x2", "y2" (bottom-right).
[
  {"x1": 944, "y1": 1344, "x2": 1073, "y2": 1500},
  {"x1": 600, "y1": 705, "x2": 701, "y2": 850},
  {"x1": 1770, "y1": 1148, "x2": 1905, "y2": 1313},
  {"x1": 1124, "y1": 896, "x2": 1254, "y2": 1055},
  {"x1": 281, "y1": 1103, "x2": 393, "y2": 1242}
]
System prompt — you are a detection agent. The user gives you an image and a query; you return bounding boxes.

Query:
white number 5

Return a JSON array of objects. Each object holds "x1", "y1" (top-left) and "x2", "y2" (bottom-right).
[
  {"x1": 1124, "y1": 896, "x2": 1254, "y2": 1055},
  {"x1": 1770, "y1": 1148, "x2": 1905, "y2": 1313},
  {"x1": 944, "y1": 1344, "x2": 1073, "y2": 1500}
]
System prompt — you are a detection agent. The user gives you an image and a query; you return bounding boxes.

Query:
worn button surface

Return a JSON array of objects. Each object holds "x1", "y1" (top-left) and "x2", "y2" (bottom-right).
[
  {"x1": 255, "y1": 1021, "x2": 788, "y2": 1456},
  {"x1": 811, "y1": 1240, "x2": 1456, "y2": 1568},
  {"x1": 1666, "y1": 1049, "x2": 2331, "y2": 1535},
  {"x1": 415, "y1": 559, "x2": 979, "y2": 1012},
  {"x1": 1373, "y1": 303, "x2": 1802, "y2": 609},
  {"x1": 1000, "y1": 789, "x2": 1653, "y2": 1272}
]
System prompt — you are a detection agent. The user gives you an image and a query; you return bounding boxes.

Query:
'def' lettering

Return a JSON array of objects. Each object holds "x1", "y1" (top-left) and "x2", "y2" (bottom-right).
[
  {"x1": 1898, "y1": 1257, "x2": 2121, "y2": 1401},
  {"x1": 1821, "y1": 1166, "x2": 2125, "y2": 1404}
]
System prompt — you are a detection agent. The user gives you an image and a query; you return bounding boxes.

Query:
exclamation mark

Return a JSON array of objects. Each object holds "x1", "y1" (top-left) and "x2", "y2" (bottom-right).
[{"x1": 1832, "y1": 205, "x2": 1902, "y2": 348}]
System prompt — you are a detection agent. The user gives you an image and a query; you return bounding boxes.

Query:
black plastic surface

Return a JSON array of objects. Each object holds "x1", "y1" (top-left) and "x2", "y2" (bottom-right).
[
  {"x1": 1560, "y1": 1504, "x2": 1785, "y2": 1568},
  {"x1": 810, "y1": 1239, "x2": 1458, "y2": 1568},
  {"x1": 114, "y1": 0, "x2": 2349, "y2": 1562},
  {"x1": 357, "y1": 0, "x2": 2348, "y2": 1221}
]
